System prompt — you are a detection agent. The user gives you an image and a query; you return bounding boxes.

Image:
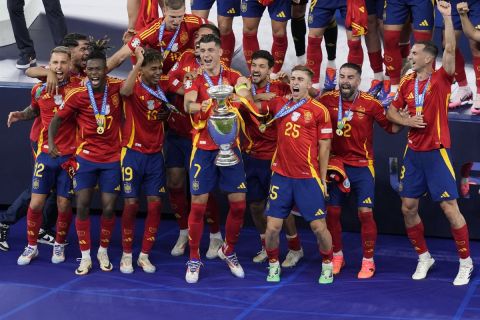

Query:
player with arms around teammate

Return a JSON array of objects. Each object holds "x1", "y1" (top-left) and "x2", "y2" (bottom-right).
[
  {"x1": 8, "y1": 47, "x2": 77, "y2": 265},
  {"x1": 386, "y1": 1, "x2": 474, "y2": 286},
  {"x1": 319, "y1": 63, "x2": 402, "y2": 279},
  {"x1": 49, "y1": 41, "x2": 124, "y2": 275},
  {"x1": 263, "y1": 65, "x2": 334, "y2": 284}
]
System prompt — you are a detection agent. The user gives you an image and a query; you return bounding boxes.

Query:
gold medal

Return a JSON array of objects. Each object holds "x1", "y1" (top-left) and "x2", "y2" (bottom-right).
[
  {"x1": 258, "y1": 123, "x2": 266, "y2": 133},
  {"x1": 336, "y1": 128, "x2": 343, "y2": 136},
  {"x1": 97, "y1": 126, "x2": 104, "y2": 135}
]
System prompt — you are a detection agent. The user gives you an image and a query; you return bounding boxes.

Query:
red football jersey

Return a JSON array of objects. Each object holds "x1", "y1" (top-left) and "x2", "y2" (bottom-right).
[
  {"x1": 184, "y1": 67, "x2": 242, "y2": 150},
  {"x1": 128, "y1": 14, "x2": 206, "y2": 73},
  {"x1": 166, "y1": 49, "x2": 200, "y2": 138},
  {"x1": 29, "y1": 118, "x2": 42, "y2": 143},
  {"x1": 122, "y1": 77, "x2": 171, "y2": 153},
  {"x1": 319, "y1": 90, "x2": 392, "y2": 167},
  {"x1": 241, "y1": 80, "x2": 291, "y2": 160},
  {"x1": 31, "y1": 81, "x2": 80, "y2": 155},
  {"x1": 391, "y1": 67, "x2": 454, "y2": 151},
  {"x1": 270, "y1": 97, "x2": 333, "y2": 179},
  {"x1": 57, "y1": 77, "x2": 124, "y2": 163}
]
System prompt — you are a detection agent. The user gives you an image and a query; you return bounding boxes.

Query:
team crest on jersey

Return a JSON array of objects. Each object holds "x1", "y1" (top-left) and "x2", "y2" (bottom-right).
[
  {"x1": 123, "y1": 182, "x2": 132, "y2": 194},
  {"x1": 147, "y1": 100, "x2": 155, "y2": 110},
  {"x1": 357, "y1": 106, "x2": 365, "y2": 119},
  {"x1": 131, "y1": 38, "x2": 141, "y2": 48},
  {"x1": 112, "y1": 94, "x2": 120, "y2": 107},
  {"x1": 291, "y1": 111, "x2": 301, "y2": 122},
  {"x1": 32, "y1": 179, "x2": 40, "y2": 190},
  {"x1": 184, "y1": 79, "x2": 192, "y2": 89},
  {"x1": 304, "y1": 111, "x2": 312, "y2": 123},
  {"x1": 241, "y1": 1, "x2": 247, "y2": 12},
  {"x1": 192, "y1": 179, "x2": 199, "y2": 191},
  {"x1": 180, "y1": 32, "x2": 188, "y2": 45},
  {"x1": 105, "y1": 104, "x2": 111, "y2": 115}
]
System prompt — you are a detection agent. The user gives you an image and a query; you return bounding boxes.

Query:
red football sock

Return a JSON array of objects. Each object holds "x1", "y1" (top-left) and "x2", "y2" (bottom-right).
[
  {"x1": 27, "y1": 207, "x2": 42, "y2": 246},
  {"x1": 455, "y1": 49, "x2": 467, "y2": 86},
  {"x1": 141, "y1": 200, "x2": 162, "y2": 254},
  {"x1": 473, "y1": 56, "x2": 480, "y2": 91},
  {"x1": 383, "y1": 29, "x2": 402, "y2": 84},
  {"x1": 75, "y1": 217, "x2": 91, "y2": 251},
  {"x1": 413, "y1": 30, "x2": 432, "y2": 42},
  {"x1": 399, "y1": 42, "x2": 410, "y2": 59},
  {"x1": 358, "y1": 210, "x2": 377, "y2": 259},
  {"x1": 272, "y1": 34, "x2": 288, "y2": 73},
  {"x1": 307, "y1": 36, "x2": 323, "y2": 83},
  {"x1": 320, "y1": 248, "x2": 333, "y2": 263},
  {"x1": 168, "y1": 187, "x2": 188, "y2": 230},
  {"x1": 451, "y1": 224, "x2": 470, "y2": 259},
  {"x1": 221, "y1": 31, "x2": 236, "y2": 67},
  {"x1": 55, "y1": 209, "x2": 72, "y2": 244},
  {"x1": 224, "y1": 200, "x2": 246, "y2": 255},
  {"x1": 243, "y1": 32, "x2": 259, "y2": 69},
  {"x1": 368, "y1": 50, "x2": 383, "y2": 73},
  {"x1": 287, "y1": 234, "x2": 302, "y2": 251},
  {"x1": 99, "y1": 215, "x2": 116, "y2": 249},
  {"x1": 206, "y1": 194, "x2": 220, "y2": 234},
  {"x1": 347, "y1": 38, "x2": 363, "y2": 66},
  {"x1": 326, "y1": 206, "x2": 342, "y2": 253},
  {"x1": 121, "y1": 202, "x2": 139, "y2": 253},
  {"x1": 266, "y1": 247, "x2": 279, "y2": 263},
  {"x1": 188, "y1": 202, "x2": 207, "y2": 260},
  {"x1": 406, "y1": 222, "x2": 428, "y2": 255}
]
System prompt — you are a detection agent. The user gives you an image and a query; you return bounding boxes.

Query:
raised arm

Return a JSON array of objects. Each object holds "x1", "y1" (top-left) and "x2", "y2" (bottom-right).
[
  {"x1": 439, "y1": 1, "x2": 455, "y2": 75},
  {"x1": 457, "y1": 2, "x2": 480, "y2": 42},
  {"x1": 120, "y1": 47, "x2": 145, "y2": 96},
  {"x1": 107, "y1": 45, "x2": 133, "y2": 72}
]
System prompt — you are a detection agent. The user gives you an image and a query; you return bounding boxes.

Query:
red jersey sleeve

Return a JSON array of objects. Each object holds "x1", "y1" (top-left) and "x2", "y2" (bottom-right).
[
  {"x1": 56, "y1": 87, "x2": 82, "y2": 119},
  {"x1": 391, "y1": 76, "x2": 408, "y2": 110},
  {"x1": 30, "y1": 83, "x2": 42, "y2": 111},
  {"x1": 128, "y1": 19, "x2": 162, "y2": 51}
]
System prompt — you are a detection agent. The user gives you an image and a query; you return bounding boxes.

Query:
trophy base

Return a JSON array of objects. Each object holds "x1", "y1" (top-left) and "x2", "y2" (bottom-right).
[{"x1": 215, "y1": 149, "x2": 240, "y2": 167}]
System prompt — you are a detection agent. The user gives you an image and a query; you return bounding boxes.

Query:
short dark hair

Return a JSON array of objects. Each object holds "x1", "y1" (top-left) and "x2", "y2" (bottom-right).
[
  {"x1": 416, "y1": 40, "x2": 438, "y2": 58},
  {"x1": 142, "y1": 48, "x2": 163, "y2": 67},
  {"x1": 165, "y1": 0, "x2": 185, "y2": 10},
  {"x1": 252, "y1": 50, "x2": 274, "y2": 68},
  {"x1": 291, "y1": 65, "x2": 314, "y2": 80},
  {"x1": 198, "y1": 23, "x2": 221, "y2": 39},
  {"x1": 340, "y1": 62, "x2": 362, "y2": 76},
  {"x1": 61, "y1": 33, "x2": 88, "y2": 48},
  {"x1": 198, "y1": 34, "x2": 221, "y2": 47}
]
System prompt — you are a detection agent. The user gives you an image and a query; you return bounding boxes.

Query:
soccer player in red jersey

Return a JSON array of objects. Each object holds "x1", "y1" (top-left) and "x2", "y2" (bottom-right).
[
  {"x1": 183, "y1": 34, "x2": 253, "y2": 283},
  {"x1": 118, "y1": 48, "x2": 172, "y2": 274},
  {"x1": 387, "y1": 1, "x2": 474, "y2": 286},
  {"x1": 108, "y1": 0, "x2": 207, "y2": 74},
  {"x1": 262, "y1": 65, "x2": 334, "y2": 284},
  {"x1": 242, "y1": 50, "x2": 304, "y2": 267},
  {"x1": 26, "y1": 33, "x2": 90, "y2": 93},
  {"x1": 319, "y1": 63, "x2": 401, "y2": 279},
  {"x1": 8, "y1": 47, "x2": 78, "y2": 265},
  {"x1": 49, "y1": 42, "x2": 124, "y2": 275},
  {"x1": 166, "y1": 24, "x2": 224, "y2": 258}
]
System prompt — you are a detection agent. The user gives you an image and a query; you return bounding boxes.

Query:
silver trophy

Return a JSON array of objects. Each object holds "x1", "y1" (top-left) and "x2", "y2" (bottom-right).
[{"x1": 207, "y1": 85, "x2": 239, "y2": 166}]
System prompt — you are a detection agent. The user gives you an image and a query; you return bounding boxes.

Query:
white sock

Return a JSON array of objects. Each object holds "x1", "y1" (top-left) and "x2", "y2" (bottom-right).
[
  {"x1": 179, "y1": 229, "x2": 188, "y2": 237},
  {"x1": 373, "y1": 72, "x2": 384, "y2": 81},
  {"x1": 210, "y1": 231, "x2": 222, "y2": 240},
  {"x1": 123, "y1": 252, "x2": 132, "y2": 257},
  {"x1": 139, "y1": 252, "x2": 148, "y2": 260},
  {"x1": 418, "y1": 251, "x2": 431, "y2": 261},
  {"x1": 98, "y1": 246, "x2": 107, "y2": 254},
  {"x1": 333, "y1": 250, "x2": 343, "y2": 257},
  {"x1": 81, "y1": 249, "x2": 91, "y2": 259},
  {"x1": 327, "y1": 60, "x2": 336, "y2": 69},
  {"x1": 460, "y1": 256, "x2": 473, "y2": 265},
  {"x1": 363, "y1": 257, "x2": 374, "y2": 262}
]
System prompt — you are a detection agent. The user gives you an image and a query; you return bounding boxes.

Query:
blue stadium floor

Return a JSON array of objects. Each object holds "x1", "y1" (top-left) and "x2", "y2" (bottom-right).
[{"x1": 0, "y1": 217, "x2": 479, "y2": 320}]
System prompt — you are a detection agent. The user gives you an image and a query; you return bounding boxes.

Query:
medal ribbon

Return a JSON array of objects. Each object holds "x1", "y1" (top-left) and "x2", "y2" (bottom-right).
[
  {"x1": 251, "y1": 81, "x2": 270, "y2": 96},
  {"x1": 264, "y1": 98, "x2": 307, "y2": 127},
  {"x1": 86, "y1": 80, "x2": 108, "y2": 128},
  {"x1": 36, "y1": 79, "x2": 69, "y2": 100},
  {"x1": 203, "y1": 66, "x2": 223, "y2": 87},
  {"x1": 140, "y1": 81, "x2": 179, "y2": 113},
  {"x1": 158, "y1": 21, "x2": 181, "y2": 60},
  {"x1": 414, "y1": 75, "x2": 431, "y2": 115}
]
